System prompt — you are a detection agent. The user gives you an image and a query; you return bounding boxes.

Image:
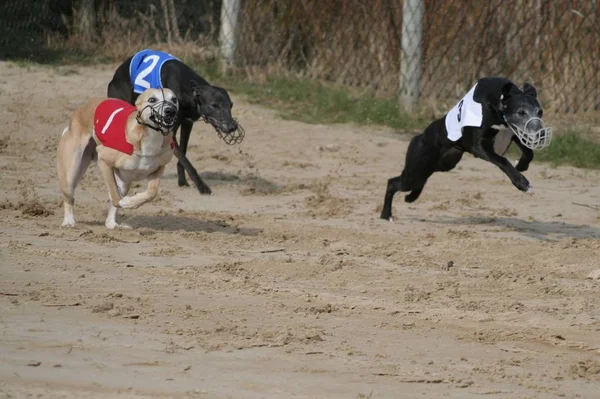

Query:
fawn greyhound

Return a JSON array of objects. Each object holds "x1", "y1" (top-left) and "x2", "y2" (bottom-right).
[{"x1": 57, "y1": 88, "x2": 179, "y2": 229}]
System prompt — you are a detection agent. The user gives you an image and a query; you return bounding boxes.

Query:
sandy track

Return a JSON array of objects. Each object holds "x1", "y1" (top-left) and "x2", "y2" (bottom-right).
[{"x1": 1, "y1": 62, "x2": 599, "y2": 398}]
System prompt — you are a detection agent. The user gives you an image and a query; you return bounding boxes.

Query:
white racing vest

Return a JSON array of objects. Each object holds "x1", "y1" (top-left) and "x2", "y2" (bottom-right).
[{"x1": 444, "y1": 83, "x2": 483, "y2": 141}]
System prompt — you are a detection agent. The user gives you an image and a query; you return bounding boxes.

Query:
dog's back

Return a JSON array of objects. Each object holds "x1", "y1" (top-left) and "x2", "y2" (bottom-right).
[
  {"x1": 61, "y1": 98, "x2": 104, "y2": 144},
  {"x1": 107, "y1": 56, "x2": 136, "y2": 103}
]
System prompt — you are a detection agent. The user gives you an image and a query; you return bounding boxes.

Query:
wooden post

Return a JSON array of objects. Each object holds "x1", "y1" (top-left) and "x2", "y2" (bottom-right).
[
  {"x1": 219, "y1": 0, "x2": 241, "y2": 70},
  {"x1": 400, "y1": 0, "x2": 424, "y2": 112}
]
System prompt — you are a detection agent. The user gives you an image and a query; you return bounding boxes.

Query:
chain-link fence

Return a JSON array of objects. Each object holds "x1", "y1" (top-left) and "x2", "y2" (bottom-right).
[
  {"x1": 1, "y1": 0, "x2": 599, "y2": 115},
  {"x1": 233, "y1": 0, "x2": 600, "y2": 114}
]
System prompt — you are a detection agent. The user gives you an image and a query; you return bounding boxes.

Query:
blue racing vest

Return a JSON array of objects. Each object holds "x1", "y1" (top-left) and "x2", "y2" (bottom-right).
[{"x1": 130, "y1": 49, "x2": 179, "y2": 94}]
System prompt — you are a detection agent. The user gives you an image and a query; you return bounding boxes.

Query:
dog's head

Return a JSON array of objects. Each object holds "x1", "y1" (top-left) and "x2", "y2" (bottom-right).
[
  {"x1": 135, "y1": 88, "x2": 179, "y2": 136},
  {"x1": 499, "y1": 82, "x2": 552, "y2": 150},
  {"x1": 192, "y1": 80, "x2": 245, "y2": 145}
]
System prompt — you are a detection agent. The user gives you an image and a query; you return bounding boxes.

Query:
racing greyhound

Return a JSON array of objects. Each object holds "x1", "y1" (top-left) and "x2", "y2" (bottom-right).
[
  {"x1": 380, "y1": 77, "x2": 552, "y2": 222},
  {"x1": 57, "y1": 88, "x2": 179, "y2": 229}
]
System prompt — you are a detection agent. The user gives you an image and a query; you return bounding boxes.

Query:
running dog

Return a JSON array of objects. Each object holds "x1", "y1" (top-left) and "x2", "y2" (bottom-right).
[
  {"x1": 107, "y1": 49, "x2": 245, "y2": 195},
  {"x1": 380, "y1": 77, "x2": 552, "y2": 221},
  {"x1": 57, "y1": 88, "x2": 179, "y2": 229}
]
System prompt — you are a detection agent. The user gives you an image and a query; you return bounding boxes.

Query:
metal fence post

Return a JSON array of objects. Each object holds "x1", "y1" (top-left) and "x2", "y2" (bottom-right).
[
  {"x1": 400, "y1": 0, "x2": 424, "y2": 112},
  {"x1": 219, "y1": 0, "x2": 241, "y2": 70}
]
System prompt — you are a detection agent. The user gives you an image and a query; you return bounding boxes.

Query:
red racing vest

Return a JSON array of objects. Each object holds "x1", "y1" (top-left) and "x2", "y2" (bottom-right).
[{"x1": 94, "y1": 99, "x2": 137, "y2": 155}]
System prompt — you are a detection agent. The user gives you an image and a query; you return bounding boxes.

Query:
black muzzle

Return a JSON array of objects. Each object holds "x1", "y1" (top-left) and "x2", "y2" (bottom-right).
[
  {"x1": 137, "y1": 100, "x2": 178, "y2": 136},
  {"x1": 202, "y1": 116, "x2": 246, "y2": 145}
]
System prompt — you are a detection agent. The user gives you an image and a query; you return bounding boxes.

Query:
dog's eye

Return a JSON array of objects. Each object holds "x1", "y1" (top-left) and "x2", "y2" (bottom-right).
[
  {"x1": 211, "y1": 103, "x2": 220, "y2": 109},
  {"x1": 172, "y1": 97, "x2": 178, "y2": 104},
  {"x1": 148, "y1": 97, "x2": 157, "y2": 103},
  {"x1": 518, "y1": 110, "x2": 526, "y2": 116},
  {"x1": 537, "y1": 109, "x2": 543, "y2": 118}
]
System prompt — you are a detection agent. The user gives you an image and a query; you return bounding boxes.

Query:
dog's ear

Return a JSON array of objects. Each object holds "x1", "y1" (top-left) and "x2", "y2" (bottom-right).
[
  {"x1": 191, "y1": 80, "x2": 203, "y2": 98},
  {"x1": 191, "y1": 80, "x2": 215, "y2": 104},
  {"x1": 522, "y1": 82, "x2": 537, "y2": 98}
]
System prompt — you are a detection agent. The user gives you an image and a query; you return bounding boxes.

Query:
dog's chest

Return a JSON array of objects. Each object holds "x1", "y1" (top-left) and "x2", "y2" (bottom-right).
[
  {"x1": 493, "y1": 127, "x2": 513, "y2": 155},
  {"x1": 116, "y1": 136, "x2": 173, "y2": 180},
  {"x1": 117, "y1": 153, "x2": 171, "y2": 181}
]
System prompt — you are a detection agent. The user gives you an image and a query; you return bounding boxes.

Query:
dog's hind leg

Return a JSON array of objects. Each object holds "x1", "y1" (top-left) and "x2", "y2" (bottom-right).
[
  {"x1": 380, "y1": 134, "x2": 439, "y2": 221},
  {"x1": 175, "y1": 120, "x2": 212, "y2": 195},
  {"x1": 57, "y1": 130, "x2": 95, "y2": 227},
  {"x1": 380, "y1": 175, "x2": 405, "y2": 221}
]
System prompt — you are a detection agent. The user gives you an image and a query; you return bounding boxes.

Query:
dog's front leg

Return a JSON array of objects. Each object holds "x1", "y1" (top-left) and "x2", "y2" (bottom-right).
[
  {"x1": 511, "y1": 136, "x2": 534, "y2": 172},
  {"x1": 172, "y1": 138, "x2": 212, "y2": 195},
  {"x1": 119, "y1": 166, "x2": 165, "y2": 209},
  {"x1": 472, "y1": 140, "x2": 533, "y2": 193},
  {"x1": 106, "y1": 174, "x2": 132, "y2": 229}
]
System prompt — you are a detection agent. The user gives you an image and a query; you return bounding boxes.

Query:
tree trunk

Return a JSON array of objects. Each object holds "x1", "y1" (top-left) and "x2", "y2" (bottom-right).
[{"x1": 77, "y1": 0, "x2": 96, "y2": 42}]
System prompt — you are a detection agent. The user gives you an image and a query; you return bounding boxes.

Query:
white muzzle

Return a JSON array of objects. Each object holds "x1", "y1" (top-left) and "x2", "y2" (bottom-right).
[{"x1": 507, "y1": 117, "x2": 552, "y2": 150}]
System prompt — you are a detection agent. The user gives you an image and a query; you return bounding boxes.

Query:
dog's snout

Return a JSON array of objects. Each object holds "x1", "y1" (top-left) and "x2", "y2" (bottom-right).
[
  {"x1": 528, "y1": 120, "x2": 543, "y2": 132},
  {"x1": 223, "y1": 120, "x2": 238, "y2": 134},
  {"x1": 164, "y1": 107, "x2": 176, "y2": 118}
]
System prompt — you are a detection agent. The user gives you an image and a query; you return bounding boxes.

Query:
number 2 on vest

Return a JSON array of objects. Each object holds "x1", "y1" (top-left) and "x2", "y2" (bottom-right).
[{"x1": 134, "y1": 55, "x2": 160, "y2": 90}]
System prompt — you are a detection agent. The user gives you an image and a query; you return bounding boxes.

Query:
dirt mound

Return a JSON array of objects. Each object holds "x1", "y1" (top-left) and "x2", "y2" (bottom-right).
[
  {"x1": 1, "y1": 181, "x2": 54, "y2": 217},
  {"x1": 569, "y1": 360, "x2": 600, "y2": 381}
]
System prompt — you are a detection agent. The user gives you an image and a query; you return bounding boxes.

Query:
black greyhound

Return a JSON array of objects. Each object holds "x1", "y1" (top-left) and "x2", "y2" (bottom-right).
[
  {"x1": 107, "y1": 49, "x2": 244, "y2": 195},
  {"x1": 381, "y1": 77, "x2": 552, "y2": 221}
]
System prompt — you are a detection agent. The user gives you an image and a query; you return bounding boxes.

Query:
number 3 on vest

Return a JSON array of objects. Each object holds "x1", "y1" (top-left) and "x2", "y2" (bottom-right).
[{"x1": 457, "y1": 99, "x2": 464, "y2": 123}]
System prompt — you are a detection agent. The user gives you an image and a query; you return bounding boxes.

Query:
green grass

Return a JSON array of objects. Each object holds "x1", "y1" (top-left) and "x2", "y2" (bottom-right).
[
  {"x1": 506, "y1": 129, "x2": 600, "y2": 169},
  {"x1": 533, "y1": 130, "x2": 600, "y2": 169},
  {"x1": 228, "y1": 75, "x2": 425, "y2": 130},
  {"x1": 187, "y1": 59, "x2": 427, "y2": 131}
]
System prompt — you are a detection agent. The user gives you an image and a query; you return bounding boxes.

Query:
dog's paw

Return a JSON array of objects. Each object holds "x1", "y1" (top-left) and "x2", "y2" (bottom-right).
[
  {"x1": 512, "y1": 174, "x2": 532, "y2": 192},
  {"x1": 119, "y1": 197, "x2": 138, "y2": 209},
  {"x1": 61, "y1": 220, "x2": 76, "y2": 228},
  {"x1": 61, "y1": 215, "x2": 76, "y2": 228},
  {"x1": 380, "y1": 212, "x2": 394, "y2": 222},
  {"x1": 198, "y1": 185, "x2": 212, "y2": 195},
  {"x1": 525, "y1": 186, "x2": 535, "y2": 195},
  {"x1": 105, "y1": 221, "x2": 132, "y2": 230}
]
